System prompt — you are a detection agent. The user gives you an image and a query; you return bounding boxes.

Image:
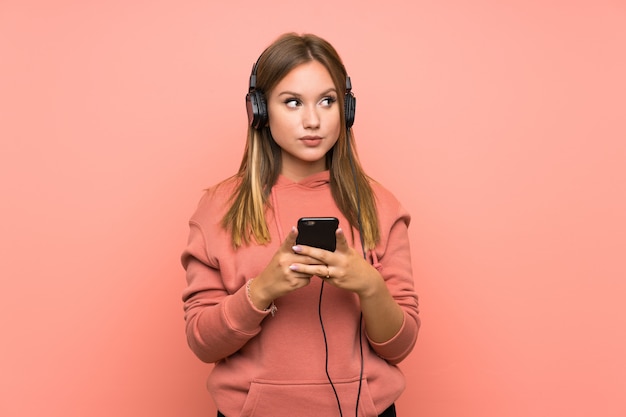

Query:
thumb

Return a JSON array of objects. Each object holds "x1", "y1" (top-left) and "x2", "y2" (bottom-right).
[
  {"x1": 281, "y1": 226, "x2": 298, "y2": 251},
  {"x1": 335, "y1": 227, "x2": 350, "y2": 252}
]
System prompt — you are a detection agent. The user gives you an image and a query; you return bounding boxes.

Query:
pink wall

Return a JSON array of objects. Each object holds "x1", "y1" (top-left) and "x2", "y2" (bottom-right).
[{"x1": 1, "y1": 1, "x2": 625, "y2": 416}]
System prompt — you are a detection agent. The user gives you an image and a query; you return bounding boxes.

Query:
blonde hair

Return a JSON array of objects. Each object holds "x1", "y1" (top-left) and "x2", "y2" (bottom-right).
[{"x1": 222, "y1": 33, "x2": 380, "y2": 249}]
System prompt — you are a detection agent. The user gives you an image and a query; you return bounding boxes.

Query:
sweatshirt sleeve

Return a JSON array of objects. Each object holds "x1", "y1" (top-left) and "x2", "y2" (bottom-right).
[
  {"x1": 181, "y1": 220, "x2": 272, "y2": 363},
  {"x1": 367, "y1": 196, "x2": 421, "y2": 364}
]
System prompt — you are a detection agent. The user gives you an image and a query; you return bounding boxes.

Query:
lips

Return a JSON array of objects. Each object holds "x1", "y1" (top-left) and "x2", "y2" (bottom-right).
[{"x1": 300, "y1": 136, "x2": 323, "y2": 146}]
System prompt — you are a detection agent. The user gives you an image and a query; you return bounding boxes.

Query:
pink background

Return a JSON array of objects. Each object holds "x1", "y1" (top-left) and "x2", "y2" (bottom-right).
[{"x1": 1, "y1": 1, "x2": 625, "y2": 416}]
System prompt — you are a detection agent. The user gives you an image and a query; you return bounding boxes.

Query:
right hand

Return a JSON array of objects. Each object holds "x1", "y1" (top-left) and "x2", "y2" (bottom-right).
[{"x1": 248, "y1": 227, "x2": 322, "y2": 310}]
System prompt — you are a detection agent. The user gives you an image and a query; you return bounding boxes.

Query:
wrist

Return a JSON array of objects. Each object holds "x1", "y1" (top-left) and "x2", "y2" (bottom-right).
[
  {"x1": 357, "y1": 274, "x2": 387, "y2": 300},
  {"x1": 247, "y1": 279, "x2": 277, "y2": 316}
]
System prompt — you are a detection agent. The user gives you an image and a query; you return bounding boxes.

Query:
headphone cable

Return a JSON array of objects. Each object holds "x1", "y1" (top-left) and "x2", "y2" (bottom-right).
[{"x1": 319, "y1": 280, "x2": 344, "y2": 417}]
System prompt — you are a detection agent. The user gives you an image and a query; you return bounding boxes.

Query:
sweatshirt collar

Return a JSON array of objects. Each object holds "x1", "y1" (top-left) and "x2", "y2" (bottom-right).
[{"x1": 274, "y1": 170, "x2": 330, "y2": 189}]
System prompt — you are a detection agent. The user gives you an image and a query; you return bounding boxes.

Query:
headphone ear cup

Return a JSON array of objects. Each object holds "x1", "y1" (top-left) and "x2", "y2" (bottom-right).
[
  {"x1": 246, "y1": 90, "x2": 268, "y2": 129},
  {"x1": 344, "y1": 92, "x2": 356, "y2": 129}
]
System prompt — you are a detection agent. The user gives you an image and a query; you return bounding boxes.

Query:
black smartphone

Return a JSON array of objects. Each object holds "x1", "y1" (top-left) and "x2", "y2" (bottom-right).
[{"x1": 296, "y1": 217, "x2": 339, "y2": 252}]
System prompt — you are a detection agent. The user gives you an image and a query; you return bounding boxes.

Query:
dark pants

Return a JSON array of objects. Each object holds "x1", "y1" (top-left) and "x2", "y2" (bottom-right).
[{"x1": 217, "y1": 403, "x2": 396, "y2": 417}]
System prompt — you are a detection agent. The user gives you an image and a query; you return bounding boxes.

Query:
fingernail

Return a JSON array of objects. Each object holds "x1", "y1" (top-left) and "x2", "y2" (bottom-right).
[
  {"x1": 289, "y1": 264, "x2": 298, "y2": 271},
  {"x1": 337, "y1": 228, "x2": 343, "y2": 234},
  {"x1": 292, "y1": 245, "x2": 302, "y2": 253}
]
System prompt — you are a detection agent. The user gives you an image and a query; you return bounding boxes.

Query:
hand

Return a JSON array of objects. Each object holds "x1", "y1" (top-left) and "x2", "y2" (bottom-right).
[
  {"x1": 291, "y1": 228, "x2": 384, "y2": 298},
  {"x1": 249, "y1": 227, "x2": 324, "y2": 309}
]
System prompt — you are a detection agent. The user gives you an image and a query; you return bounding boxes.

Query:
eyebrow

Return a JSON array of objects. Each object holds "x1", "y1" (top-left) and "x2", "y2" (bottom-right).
[{"x1": 277, "y1": 88, "x2": 338, "y2": 98}]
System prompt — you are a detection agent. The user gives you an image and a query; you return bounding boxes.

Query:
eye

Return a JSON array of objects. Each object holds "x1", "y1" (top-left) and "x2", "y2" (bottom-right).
[
  {"x1": 320, "y1": 96, "x2": 337, "y2": 107},
  {"x1": 284, "y1": 98, "x2": 301, "y2": 108}
]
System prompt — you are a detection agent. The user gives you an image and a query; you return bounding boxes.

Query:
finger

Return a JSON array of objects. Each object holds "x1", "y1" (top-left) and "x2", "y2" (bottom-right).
[
  {"x1": 292, "y1": 244, "x2": 330, "y2": 265},
  {"x1": 281, "y1": 226, "x2": 298, "y2": 251},
  {"x1": 292, "y1": 252, "x2": 325, "y2": 266},
  {"x1": 321, "y1": 264, "x2": 331, "y2": 279},
  {"x1": 288, "y1": 264, "x2": 315, "y2": 279},
  {"x1": 335, "y1": 227, "x2": 350, "y2": 252}
]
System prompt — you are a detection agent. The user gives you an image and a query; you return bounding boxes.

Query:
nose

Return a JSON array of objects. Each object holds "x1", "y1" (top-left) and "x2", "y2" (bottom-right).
[{"x1": 302, "y1": 104, "x2": 320, "y2": 129}]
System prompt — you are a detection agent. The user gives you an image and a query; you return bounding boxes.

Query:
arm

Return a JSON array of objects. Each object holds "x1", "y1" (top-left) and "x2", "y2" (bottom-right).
[
  {"x1": 363, "y1": 212, "x2": 421, "y2": 363},
  {"x1": 357, "y1": 266, "x2": 406, "y2": 343},
  {"x1": 181, "y1": 222, "x2": 271, "y2": 363}
]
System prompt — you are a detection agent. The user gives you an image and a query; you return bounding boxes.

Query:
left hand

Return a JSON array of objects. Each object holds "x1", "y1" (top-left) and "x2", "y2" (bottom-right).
[{"x1": 290, "y1": 228, "x2": 383, "y2": 297}]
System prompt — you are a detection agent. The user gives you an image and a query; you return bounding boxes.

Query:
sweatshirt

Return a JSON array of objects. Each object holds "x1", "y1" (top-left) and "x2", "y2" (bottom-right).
[{"x1": 181, "y1": 171, "x2": 420, "y2": 417}]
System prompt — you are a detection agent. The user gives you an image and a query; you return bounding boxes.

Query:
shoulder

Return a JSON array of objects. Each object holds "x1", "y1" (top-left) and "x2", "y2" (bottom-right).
[
  {"x1": 189, "y1": 176, "x2": 240, "y2": 225},
  {"x1": 369, "y1": 179, "x2": 411, "y2": 227},
  {"x1": 370, "y1": 180, "x2": 404, "y2": 213}
]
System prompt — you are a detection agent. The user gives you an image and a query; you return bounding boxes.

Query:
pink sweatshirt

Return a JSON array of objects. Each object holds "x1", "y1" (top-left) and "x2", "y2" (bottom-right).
[{"x1": 181, "y1": 171, "x2": 420, "y2": 417}]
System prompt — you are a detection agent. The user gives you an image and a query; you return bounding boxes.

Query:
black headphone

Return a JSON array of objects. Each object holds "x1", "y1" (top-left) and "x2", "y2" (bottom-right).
[{"x1": 245, "y1": 60, "x2": 356, "y2": 130}]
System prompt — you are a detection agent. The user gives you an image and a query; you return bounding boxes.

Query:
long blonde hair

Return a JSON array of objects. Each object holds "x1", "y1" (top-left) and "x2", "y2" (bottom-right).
[{"x1": 222, "y1": 33, "x2": 380, "y2": 249}]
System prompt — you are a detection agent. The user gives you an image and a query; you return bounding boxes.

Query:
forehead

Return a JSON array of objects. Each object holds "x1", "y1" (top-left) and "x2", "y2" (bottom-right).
[{"x1": 271, "y1": 60, "x2": 336, "y2": 95}]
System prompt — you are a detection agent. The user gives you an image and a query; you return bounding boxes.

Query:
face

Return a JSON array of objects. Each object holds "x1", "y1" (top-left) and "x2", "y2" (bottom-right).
[{"x1": 267, "y1": 60, "x2": 341, "y2": 181}]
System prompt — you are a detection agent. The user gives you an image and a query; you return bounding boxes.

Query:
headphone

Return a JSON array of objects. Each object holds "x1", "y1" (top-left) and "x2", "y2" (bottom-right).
[{"x1": 246, "y1": 60, "x2": 356, "y2": 130}]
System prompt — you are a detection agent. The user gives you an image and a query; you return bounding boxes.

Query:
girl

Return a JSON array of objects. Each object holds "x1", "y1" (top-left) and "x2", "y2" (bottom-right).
[{"x1": 182, "y1": 32, "x2": 420, "y2": 417}]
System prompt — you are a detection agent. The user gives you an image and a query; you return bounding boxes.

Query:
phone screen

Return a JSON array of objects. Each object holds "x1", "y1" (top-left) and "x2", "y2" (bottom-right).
[{"x1": 296, "y1": 217, "x2": 338, "y2": 252}]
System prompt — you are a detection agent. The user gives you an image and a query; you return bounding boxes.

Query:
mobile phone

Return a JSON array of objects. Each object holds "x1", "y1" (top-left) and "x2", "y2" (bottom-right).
[{"x1": 296, "y1": 217, "x2": 339, "y2": 252}]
